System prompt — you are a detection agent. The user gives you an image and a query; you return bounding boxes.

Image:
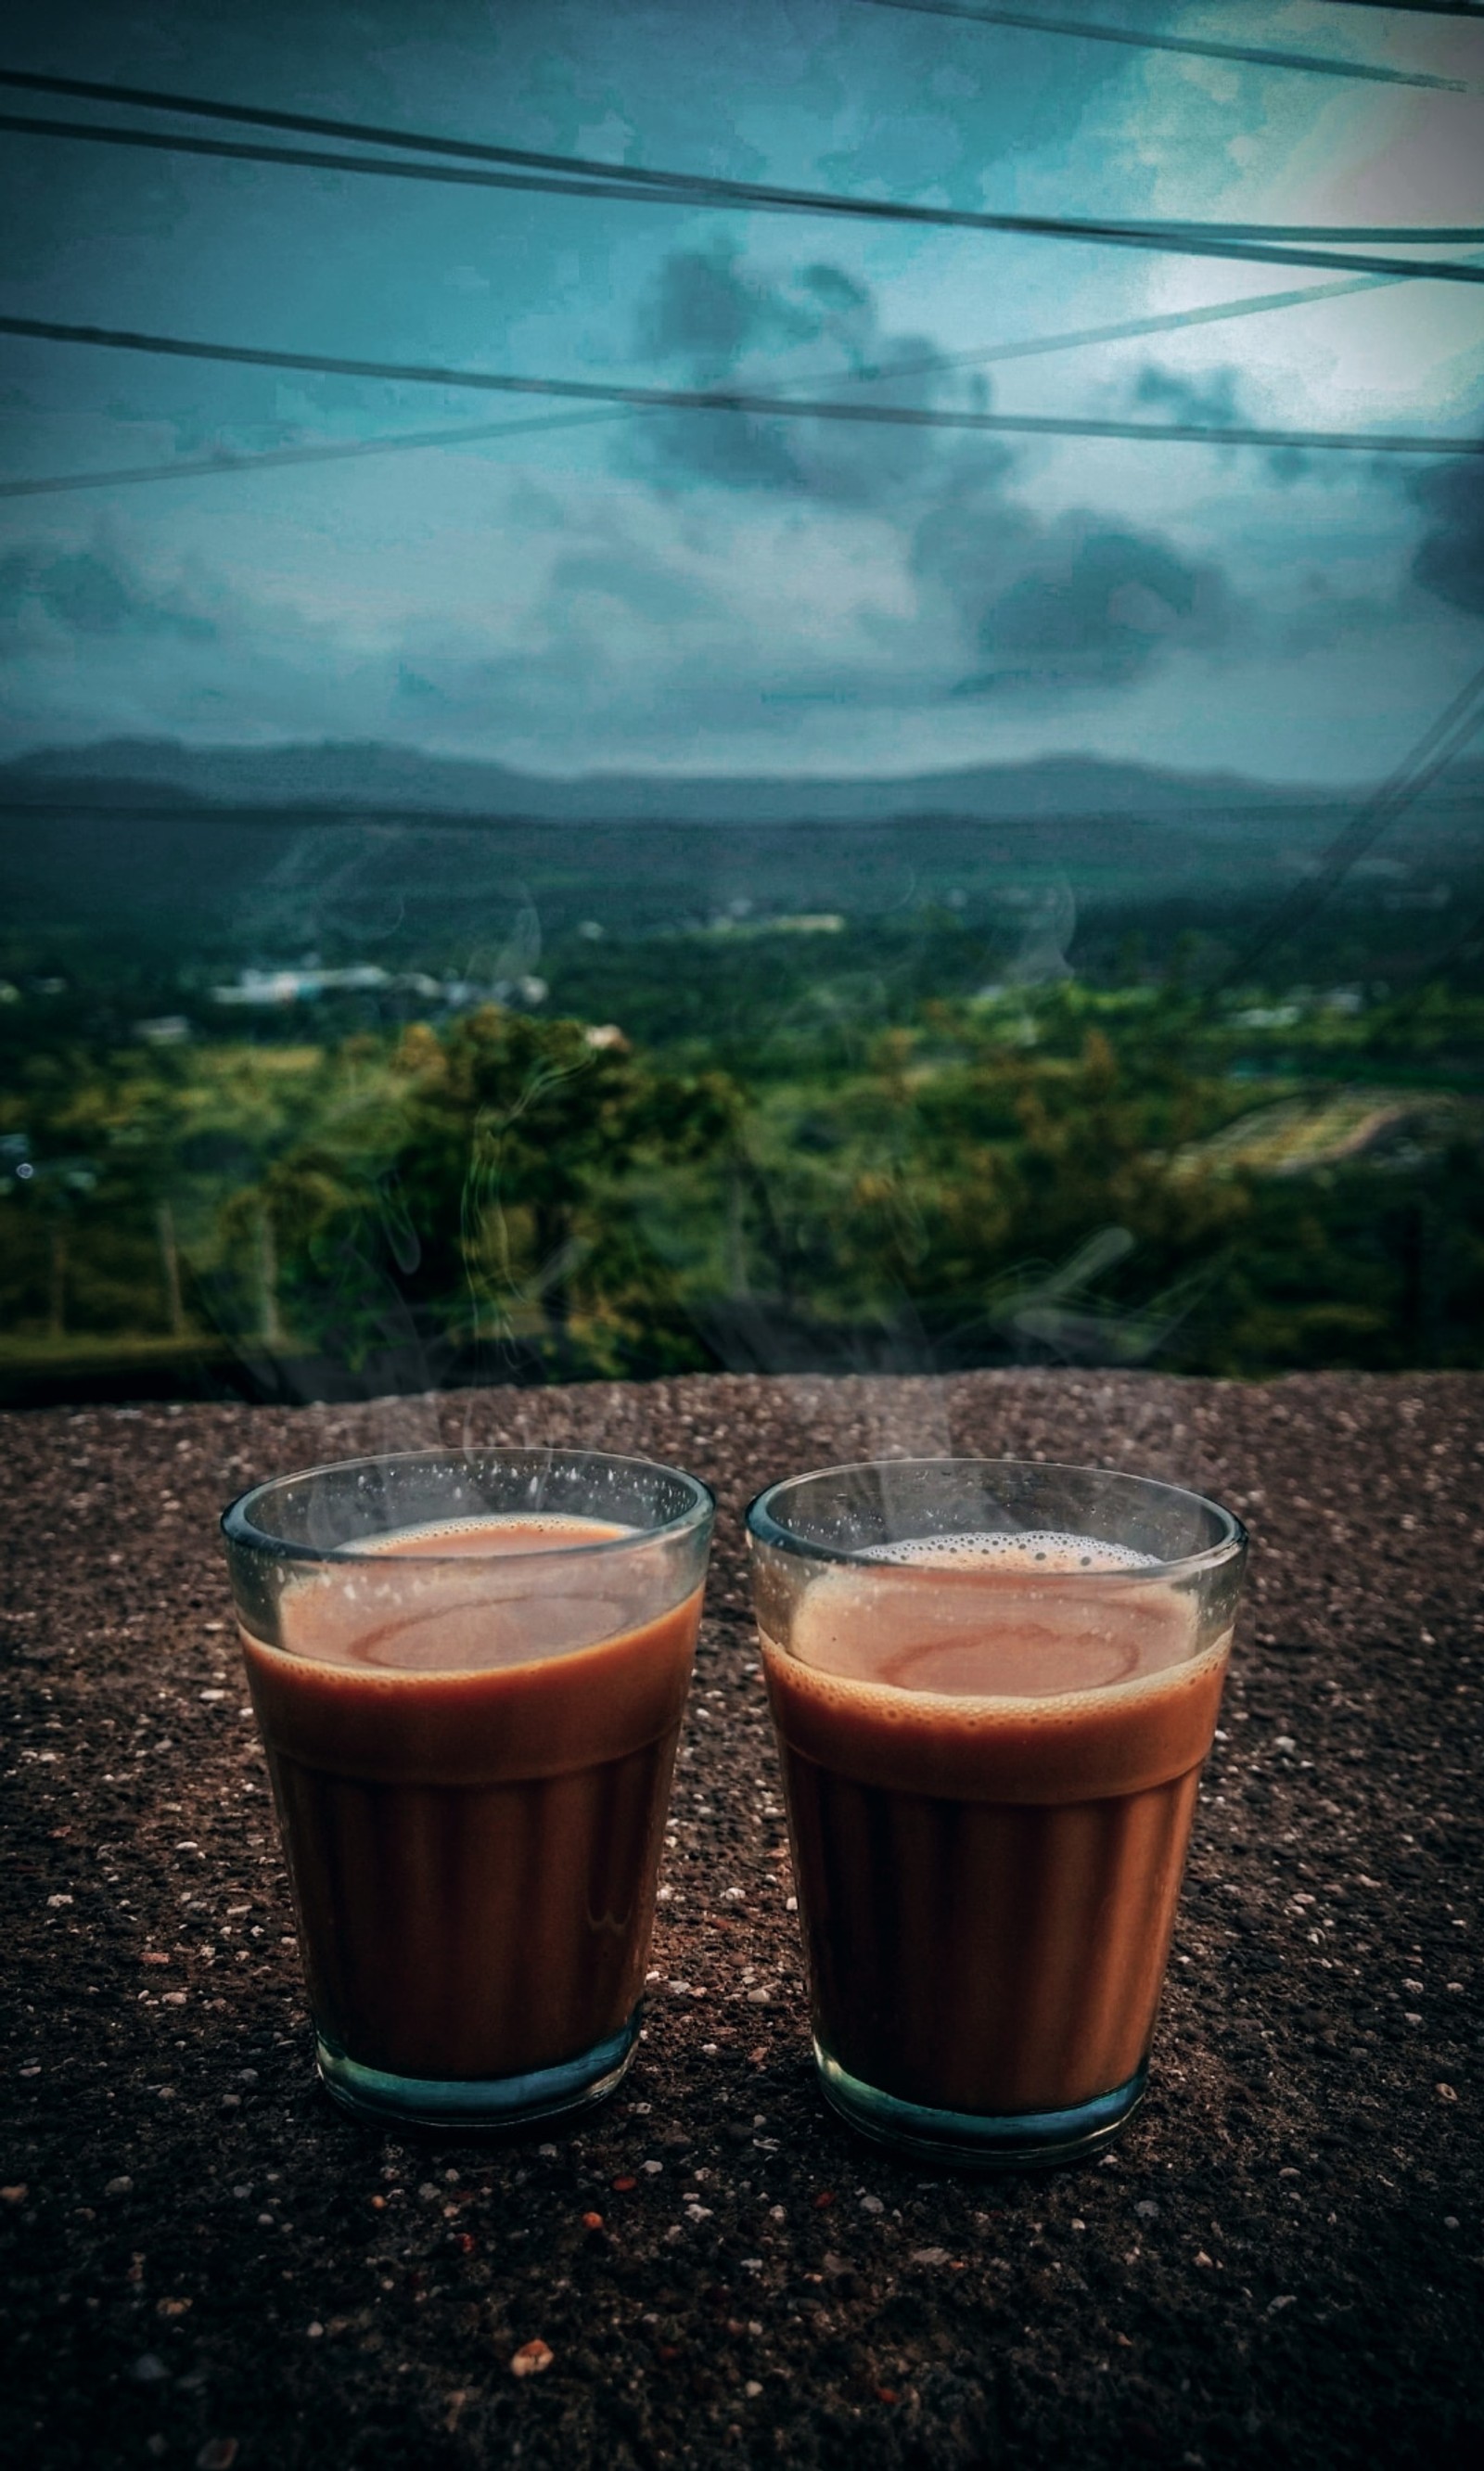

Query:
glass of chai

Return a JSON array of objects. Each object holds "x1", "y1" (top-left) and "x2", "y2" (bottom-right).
[
  {"x1": 223, "y1": 1447, "x2": 713, "y2": 2130},
  {"x1": 748, "y1": 1458, "x2": 1246, "y2": 2169}
]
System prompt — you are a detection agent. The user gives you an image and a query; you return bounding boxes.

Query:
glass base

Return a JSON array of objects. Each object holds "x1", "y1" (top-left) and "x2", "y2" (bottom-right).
[
  {"x1": 315, "y1": 2011, "x2": 641, "y2": 2132},
  {"x1": 814, "y1": 2040, "x2": 1147, "y2": 2170}
]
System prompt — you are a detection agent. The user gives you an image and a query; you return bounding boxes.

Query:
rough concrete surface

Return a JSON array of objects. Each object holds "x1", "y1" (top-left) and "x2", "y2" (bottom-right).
[{"x1": 3, "y1": 1368, "x2": 1481, "y2": 2469}]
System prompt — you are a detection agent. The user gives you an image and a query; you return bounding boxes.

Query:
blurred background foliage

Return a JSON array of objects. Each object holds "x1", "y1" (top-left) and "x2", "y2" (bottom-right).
[{"x1": 3, "y1": 877, "x2": 1480, "y2": 1402}]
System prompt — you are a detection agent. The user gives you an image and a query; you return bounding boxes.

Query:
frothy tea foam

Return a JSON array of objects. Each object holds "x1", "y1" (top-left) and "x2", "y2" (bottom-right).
[
  {"x1": 859, "y1": 1530, "x2": 1158, "y2": 1574},
  {"x1": 789, "y1": 1528, "x2": 1196, "y2": 1704},
  {"x1": 286, "y1": 1515, "x2": 645, "y2": 1671},
  {"x1": 357, "y1": 1514, "x2": 636, "y2": 1559}
]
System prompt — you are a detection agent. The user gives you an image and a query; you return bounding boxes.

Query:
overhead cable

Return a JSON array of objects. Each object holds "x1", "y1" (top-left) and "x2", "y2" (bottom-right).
[
  {"x1": 0, "y1": 408, "x2": 628, "y2": 501},
  {"x1": 0, "y1": 266, "x2": 1428, "y2": 504},
  {"x1": 1311, "y1": 5, "x2": 1483, "y2": 19},
  {"x1": 3, "y1": 101, "x2": 1480, "y2": 243},
  {"x1": 9, "y1": 108, "x2": 1480, "y2": 249},
  {"x1": 0, "y1": 267, "x2": 1412, "y2": 504},
  {"x1": 1217, "y1": 654, "x2": 1484, "y2": 987},
  {"x1": 847, "y1": 0, "x2": 1471, "y2": 87},
  {"x1": 2, "y1": 312, "x2": 1478, "y2": 457},
  {"x1": 2, "y1": 110, "x2": 1483, "y2": 286}
]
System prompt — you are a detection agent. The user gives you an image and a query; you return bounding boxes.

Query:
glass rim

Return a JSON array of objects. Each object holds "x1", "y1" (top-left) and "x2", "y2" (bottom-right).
[
  {"x1": 745, "y1": 1455, "x2": 1246, "y2": 1584},
  {"x1": 222, "y1": 1444, "x2": 716, "y2": 1569}
]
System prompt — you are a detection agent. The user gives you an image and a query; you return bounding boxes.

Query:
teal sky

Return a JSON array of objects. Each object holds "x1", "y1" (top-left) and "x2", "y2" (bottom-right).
[{"x1": 1, "y1": 0, "x2": 1481, "y2": 782}]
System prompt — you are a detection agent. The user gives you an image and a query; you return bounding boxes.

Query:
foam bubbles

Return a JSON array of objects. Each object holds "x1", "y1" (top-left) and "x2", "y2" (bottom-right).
[
  {"x1": 858, "y1": 1529, "x2": 1158, "y2": 1575},
  {"x1": 357, "y1": 1513, "x2": 633, "y2": 1559}
]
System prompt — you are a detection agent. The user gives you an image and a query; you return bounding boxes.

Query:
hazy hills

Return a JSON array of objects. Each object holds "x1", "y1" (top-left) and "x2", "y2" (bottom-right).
[{"x1": 0, "y1": 735, "x2": 1358, "y2": 826}]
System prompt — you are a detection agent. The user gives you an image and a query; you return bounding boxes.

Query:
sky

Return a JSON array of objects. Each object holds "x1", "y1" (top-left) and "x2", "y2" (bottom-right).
[{"x1": 0, "y1": 0, "x2": 1481, "y2": 785}]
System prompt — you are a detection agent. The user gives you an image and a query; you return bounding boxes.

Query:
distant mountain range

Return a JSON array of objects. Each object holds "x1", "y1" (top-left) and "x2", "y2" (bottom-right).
[
  {"x1": 5, "y1": 735, "x2": 1481, "y2": 836},
  {"x1": 0, "y1": 735, "x2": 1384, "y2": 826}
]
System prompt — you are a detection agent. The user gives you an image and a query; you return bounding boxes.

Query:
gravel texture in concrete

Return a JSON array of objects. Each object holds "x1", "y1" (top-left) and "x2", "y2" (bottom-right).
[{"x1": 3, "y1": 1369, "x2": 1482, "y2": 2469}]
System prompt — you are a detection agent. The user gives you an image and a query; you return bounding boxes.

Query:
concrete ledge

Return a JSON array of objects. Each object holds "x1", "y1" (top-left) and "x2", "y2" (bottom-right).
[{"x1": 3, "y1": 1369, "x2": 1481, "y2": 2467}]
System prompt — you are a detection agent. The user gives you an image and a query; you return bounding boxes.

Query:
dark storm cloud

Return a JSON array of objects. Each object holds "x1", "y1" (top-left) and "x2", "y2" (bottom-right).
[
  {"x1": 1130, "y1": 361, "x2": 1311, "y2": 490},
  {"x1": 641, "y1": 244, "x2": 821, "y2": 374},
  {"x1": 982, "y1": 520, "x2": 1235, "y2": 685},
  {"x1": 0, "y1": 541, "x2": 217, "y2": 647},
  {"x1": 626, "y1": 242, "x2": 952, "y2": 506},
  {"x1": 630, "y1": 248, "x2": 1247, "y2": 694},
  {"x1": 642, "y1": 247, "x2": 881, "y2": 393},
  {"x1": 800, "y1": 263, "x2": 872, "y2": 317},
  {"x1": 914, "y1": 487, "x2": 1235, "y2": 691},
  {"x1": 1411, "y1": 456, "x2": 1484, "y2": 619},
  {"x1": 1132, "y1": 362, "x2": 1244, "y2": 431}
]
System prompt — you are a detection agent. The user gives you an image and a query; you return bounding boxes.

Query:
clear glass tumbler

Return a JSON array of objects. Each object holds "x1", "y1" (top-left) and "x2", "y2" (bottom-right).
[
  {"x1": 224, "y1": 1447, "x2": 713, "y2": 2129},
  {"x1": 748, "y1": 1458, "x2": 1246, "y2": 2169}
]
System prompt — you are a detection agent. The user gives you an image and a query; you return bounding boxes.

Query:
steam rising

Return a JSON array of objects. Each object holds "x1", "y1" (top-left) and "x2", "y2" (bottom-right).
[{"x1": 157, "y1": 821, "x2": 1200, "y2": 1461}]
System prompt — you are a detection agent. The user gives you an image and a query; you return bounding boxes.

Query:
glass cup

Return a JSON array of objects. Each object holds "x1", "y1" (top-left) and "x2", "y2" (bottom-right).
[
  {"x1": 748, "y1": 1458, "x2": 1246, "y2": 2169},
  {"x1": 223, "y1": 1447, "x2": 713, "y2": 2130}
]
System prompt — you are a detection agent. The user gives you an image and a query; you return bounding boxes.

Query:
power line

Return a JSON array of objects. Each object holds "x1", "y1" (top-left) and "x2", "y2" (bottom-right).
[
  {"x1": 848, "y1": 0, "x2": 1472, "y2": 87},
  {"x1": 0, "y1": 110, "x2": 692, "y2": 207},
  {"x1": 3, "y1": 105, "x2": 1484, "y2": 284},
  {"x1": 0, "y1": 407, "x2": 627, "y2": 500},
  {"x1": 10, "y1": 58, "x2": 1467, "y2": 197},
  {"x1": 0, "y1": 268, "x2": 1405, "y2": 503},
  {"x1": 26, "y1": 107, "x2": 1484, "y2": 252},
  {"x1": 4, "y1": 101, "x2": 1479, "y2": 244},
  {"x1": 1217, "y1": 655, "x2": 1484, "y2": 987},
  {"x1": 1311, "y1": 6, "x2": 1484, "y2": 18},
  {"x1": 0, "y1": 60, "x2": 744, "y2": 177},
  {"x1": 8, "y1": 110, "x2": 1478, "y2": 245},
  {"x1": 929, "y1": 266, "x2": 1429, "y2": 352},
  {"x1": 3, "y1": 311, "x2": 1479, "y2": 456},
  {"x1": 0, "y1": 266, "x2": 1426, "y2": 505}
]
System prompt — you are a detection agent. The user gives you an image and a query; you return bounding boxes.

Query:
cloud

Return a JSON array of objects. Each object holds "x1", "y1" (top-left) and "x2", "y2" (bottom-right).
[
  {"x1": 626, "y1": 242, "x2": 954, "y2": 507},
  {"x1": 1410, "y1": 456, "x2": 1484, "y2": 620},
  {"x1": 0, "y1": 541, "x2": 219, "y2": 650},
  {"x1": 1131, "y1": 359, "x2": 1315, "y2": 488},
  {"x1": 641, "y1": 242, "x2": 819, "y2": 374},
  {"x1": 914, "y1": 482, "x2": 1236, "y2": 691},
  {"x1": 1132, "y1": 362, "x2": 1244, "y2": 432},
  {"x1": 985, "y1": 523, "x2": 1234, "y2": 686},
  {"x1": 627, "y1": 249, "x2": 1241, "y2": 691},
  {"x1": 0, "y1": 521, "x2": 385, "y2": 751},
  {"x1": 548, "y1": 545, "x2": 711, "y2": 625}
]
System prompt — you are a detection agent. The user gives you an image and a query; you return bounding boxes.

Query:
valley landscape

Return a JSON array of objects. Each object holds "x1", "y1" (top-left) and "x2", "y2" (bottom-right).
[{"x1": 1, "y1": 739, "x2": 1479, "y2": 1405}]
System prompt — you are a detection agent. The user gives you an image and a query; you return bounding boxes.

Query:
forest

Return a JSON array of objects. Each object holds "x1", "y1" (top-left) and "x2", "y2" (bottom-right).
[{"x1": 3, "y1": 814, "x2": 1480, "y2": 1403}]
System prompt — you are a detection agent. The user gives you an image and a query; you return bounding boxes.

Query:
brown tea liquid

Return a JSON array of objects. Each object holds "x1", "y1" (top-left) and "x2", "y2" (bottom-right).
[
  {"x1": 761, "y1": 1532, "x2": 1228, "y2": 2118},
  {"x1": 241, "y1": 1516, "x2": 701, "y2": 2083}
]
